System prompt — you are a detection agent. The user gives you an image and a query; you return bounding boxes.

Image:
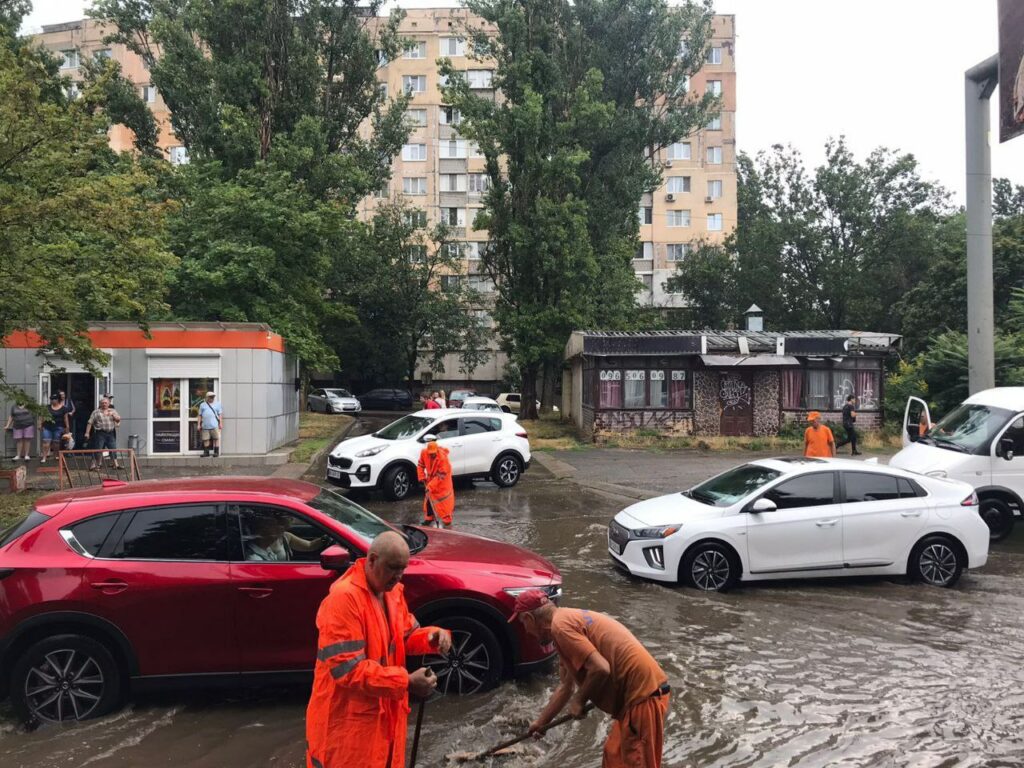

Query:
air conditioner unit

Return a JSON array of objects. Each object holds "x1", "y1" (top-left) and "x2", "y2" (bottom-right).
[
  {"x1": 704, "y1": 196, "x2": 714, "y2": 203},
  {"x1": 662, "y1": 160, "x2": 673, "y2": 168},
  {"x1": 665, "y1": 193, "x2": 675, "y2": 202}
]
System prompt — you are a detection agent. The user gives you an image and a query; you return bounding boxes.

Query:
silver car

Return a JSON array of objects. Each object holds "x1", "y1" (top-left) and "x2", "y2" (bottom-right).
[{"x1": 307, "y1": 388, "x2": 362, "y2": 414}]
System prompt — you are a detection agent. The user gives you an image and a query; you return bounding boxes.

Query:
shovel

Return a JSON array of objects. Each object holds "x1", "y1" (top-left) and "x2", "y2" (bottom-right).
[{"x1": 447, "y1": 702, "x2": 596, "y2": 762}]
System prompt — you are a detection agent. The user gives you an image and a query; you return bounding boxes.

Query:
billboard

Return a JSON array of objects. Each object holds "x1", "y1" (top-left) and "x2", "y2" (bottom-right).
[{"x1": 999, "y1": 0, "x2": 1024, "y2": 143}]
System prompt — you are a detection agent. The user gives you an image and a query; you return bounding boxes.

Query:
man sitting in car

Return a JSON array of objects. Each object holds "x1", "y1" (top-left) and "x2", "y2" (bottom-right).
[{"x1": 242, "y1": 508, "x2": 330, "y2": 561}]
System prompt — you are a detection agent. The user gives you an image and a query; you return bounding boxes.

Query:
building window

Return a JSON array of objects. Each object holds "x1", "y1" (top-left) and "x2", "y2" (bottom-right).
[
  {"x1": 666, "y1": 243, "x2": 687, "y2": 261},
  {"x1": 440, "y1": 106, "x2": 461, "y2": 125},
  {"x1": 650, "y1": 370, "x2": 668, "y2": 408},
  {"x1": 374, "y1": 49, "x2": 388, "y2": 67},
  {"x1": 407, "y1": 245, "x2": 427, "y2": 263},
  {"x1": 707, "y1": 146, "x2": 723, "y2": 164},
  {"x1": 781, "y1": 370, "x2": 803, "y2": 410},
  {"x1": 624, "y1": 370, "x2": 646, "y2": 408},
  {"x1": 670, "y1": 370, "x2": 689, "y2": 408},
  {"x1": 378, "y1": 82, "x2": 388, "y2": 99},
  {"x1": 440, "y1": 37, "x2": 466, "y2": 56},
  {"x1": 707, "y1": 179, "x2": 723, "y2": 199},
  {"x1": 599, "y1": 370, "x2": 622, "y2": 408},
  {"x1": 466, "y1": 242, "x2": 484, "y2": 260},
  {"x1": 440, "y1": 173, "x2": 466, "y2": 192},
  {"x1": 640, "y1": 274, "x2": 654, "y2": 294},
  {"x1": 707, "y1": 115, "x2": 722, "y2": 130},
  {"x1": 406, "y1": 108, "x2": 427, "y2": 126},
  {"x1": 635, "y1": 242, "x2": 653, "y2": 260},
  {"x1": 440, "y1": 139, "x2": 467, "y2": 159},
  {"x1": 706, "y1": 46, "x2": 722, "y2": 64},
  {"x1": 404, "y1": 210, "x2": 427, "y2": 228},
  {"x1": 404, "y1": 41, "x2": 427, "y2": 59},
  {"x1": 374, "y1": 185, "x2": 389, "y2": 198},
  {"x1": 443, "y1": 207, "x2": 466, "y2": 227},
  {"x1": 402, "y1": 75, "x2": 426, "y2": 94},
  {"x1": 441, "y1": 275, "x2": 462, "y2": 291},
  {"x1": 152, "y1": 377, "x2": 218, "y2": 454},
  {"x1": 95, "y1": 48, "x2": 112, "y2": 61},
  {"x1": 666, "y1": 176, "x2": 690, "y2": 194},
  {"x1": 141, "y1": 85, "x2": 157, "y2": 103},
  {"x1": 804, "y1": 368, "x2": 831, "y2": 410},
  {"x1": 469, "y1": 141, "x2": 485, "y2": 158},
  {"x1": 467, "y1": 70, "x2": 493, "y2": 89},
  {"x1": 168, "y1": 146, "x2": 190, "y2": 165},
  {"x1": 468, "y1": 173, "x2": 489, "y2": 193},
  {"x1": 667, "y1": 142, "x2": 691, "y2": 161},
  {"x1": 707, "y1": 80, "x2": 722, "y2": 97},
  {"x1": 65, "y1": 82, "x2": 81, "y2": 100},
  {"x1": 402, "y1": 177, "x2": 427, "y2": 195},
  {"x1": 639, "y1": 206, "x2": 653, "y2": 225},
  {"x1": 667, "y1": 210, "x2": 691, "y2": 228},
  {"x1": 468, "y1": 274, "x2": 494, "y2": 293},
  {"x1": 401, "y1": 143, "x2": 427, "y2": 161},
  {"x1": 707, "y1": 213, "x2": 723, "y2": 231},
  {"x1": 443, "y1": 242, "x2": 465, "y2": 258},
  {"x1": 60, "y1": 49, "x2": 80, "y2": 69}
]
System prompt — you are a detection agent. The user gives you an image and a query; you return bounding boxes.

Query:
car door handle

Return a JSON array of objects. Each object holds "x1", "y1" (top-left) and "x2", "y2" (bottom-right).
[
  {"x1": 238, "y1": 586, "x2": 274, "y2": 598},
  {"x1": 449, "y1": 442, "x2": 463, "y2": 448},
  {"x1": 900, "y1": 510, "x2": 923, "y2": 517},
  {"x1": 90, "y1": 580, "x2": 128, "y2": 594},
  {"x1": 815, "y1": 519, "x2": 839, "y2": 527}
]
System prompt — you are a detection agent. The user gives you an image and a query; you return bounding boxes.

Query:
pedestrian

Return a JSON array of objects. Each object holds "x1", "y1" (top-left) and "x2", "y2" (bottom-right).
[
  {"x1": 918, "y1": 409, "x2": 933, "y2": 441},
  {"x1": 198, "y1": 391, "x2": 223, "y2": 457},
  {"x1": 835, "y1": 395, "x2": 861, "y2": 456},
  {"x1": 803, "y1": 411, "x2": 835, "y2": 458},
  {"x1": 511, "y1": 589, "x2": 671, "y2": 768},
  {"x1": 436, "y1": 389, "x2": 447, "y2": 408},
  {"x1": 84, "y1": 397, "x2": 122, "y2": 470},
  {"x1": 420, "y1": 391, "x2": 440, "y2": 410},
  {"x1": 417, "y1": 434, "x2": 454, "y2": 527},
  {"x1": 305, "y1": 531, "x2": 451, "y2": 768},
  {"x1": 39, "y1": 393, "x2": 70, "y2": 464},
  {"x1": 4, "y1": 402, "x2": 36, "y2": 461}
]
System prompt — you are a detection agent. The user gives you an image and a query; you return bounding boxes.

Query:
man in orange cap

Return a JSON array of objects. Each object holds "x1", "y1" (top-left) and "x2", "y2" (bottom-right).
[
  {"x1": 803, "y1": 411, "x2": 835, "y2": 458},
  {"x1": 417, "y1": 435, "x2": 454, "y2": 527},
  {"x1": 511, "y1": 589, "x2": 670, "y2": 768}
]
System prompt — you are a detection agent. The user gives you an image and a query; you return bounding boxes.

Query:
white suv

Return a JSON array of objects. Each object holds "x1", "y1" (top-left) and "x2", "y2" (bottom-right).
[{"x1": 327, "y1": 409, "x2": 532, "y2": 500}]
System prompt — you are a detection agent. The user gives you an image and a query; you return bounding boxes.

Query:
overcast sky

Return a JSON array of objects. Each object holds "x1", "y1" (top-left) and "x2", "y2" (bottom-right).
[{"x1": 21, "y1": 0, "x2": 1024, "y2": 203}]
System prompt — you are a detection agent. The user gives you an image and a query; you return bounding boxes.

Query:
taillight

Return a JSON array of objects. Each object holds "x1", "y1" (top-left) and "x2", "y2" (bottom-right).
[
  {"x1": 516, "y1": 430, "x2": 528, "y2": 439},
  {"x1": 961, "y1": 492, "x2": 979, "y2": 507}
]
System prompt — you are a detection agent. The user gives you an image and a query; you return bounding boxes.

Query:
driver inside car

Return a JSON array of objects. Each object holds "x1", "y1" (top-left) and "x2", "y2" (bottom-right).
[{"x1": 242, "y1": 508, "x2": 331, "y2": 561}]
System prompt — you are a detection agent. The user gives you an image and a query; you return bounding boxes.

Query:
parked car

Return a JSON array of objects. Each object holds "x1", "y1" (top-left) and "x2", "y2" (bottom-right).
[
  {"x1": 608, "y1": 458, "x2": 989, "y2": 592},
  {"x1": 357, "y1": 388, "x2": 414, "y2": 411},
  {"x1": 307, "y1": 388, "x2": 362, "y2": 414},
  {"x1": 890, "y1": 388, "x2": 1024, "y2": 542},
  {"x1": 328, "y1": 409, "x2": 530, "y2": 500},
  {"x1": 0, "y1": 477, "x2": 561, "y2": 724},
  {"x1": 448, "y1": 389, "x2": 477, "y2": 408},
  {"x1": 495, "y1": 392, "x2": 523, "y2": 413},
  {"x1": 461, "y1": 396, "x2": 503, "y2": 413}
]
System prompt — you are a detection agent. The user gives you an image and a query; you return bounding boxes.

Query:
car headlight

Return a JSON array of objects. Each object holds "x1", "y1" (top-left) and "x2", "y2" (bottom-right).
[
  {"x1": 355, "y1": 445, "x2": 387, "y2": 458},
  {"x1": 633, "y1": 525, "x2": 681, "y2": 539},
  {"x1": 925, "y1": 470, "x2": 948, "y2": 478},
  {"x1": 504, "y1": 585, "x2": 562, "y2": 599}
]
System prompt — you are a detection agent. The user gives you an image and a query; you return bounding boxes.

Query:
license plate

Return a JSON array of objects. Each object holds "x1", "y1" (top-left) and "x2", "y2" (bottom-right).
[
  {"x1": 609, "y1": 537, "x2": 622, "y2": 556},
  {"x1": 327, "y1": 467, "x2": 341, "y2": 478}
]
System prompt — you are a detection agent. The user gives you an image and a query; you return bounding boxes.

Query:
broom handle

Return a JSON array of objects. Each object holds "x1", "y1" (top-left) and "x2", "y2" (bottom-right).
[{"x1": 482, "y1": 702, "x2": 596, "y2": 757}]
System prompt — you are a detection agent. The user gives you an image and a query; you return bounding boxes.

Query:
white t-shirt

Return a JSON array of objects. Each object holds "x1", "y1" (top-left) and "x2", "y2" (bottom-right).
[{"x1": 246, "y1": 538, "x2": 290, "y2": 561}]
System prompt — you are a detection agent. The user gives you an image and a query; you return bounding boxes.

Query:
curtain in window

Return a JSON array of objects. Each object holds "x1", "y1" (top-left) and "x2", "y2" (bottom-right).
[
  {"x1": 669, "y1": 370, "x2": 688, "y2": 408},
  {"x1": 804, "y1": 369, "x2": 830, "y2": 410},
  {"x1": 781, "y1": 370, "x2": 803, "y2": 409},
  {"x1": 856, "y1": 370, "x2": 880, "y2": 410},
  {"x1": 599, "y1": 371, "x2": 622, "y2": 408},
  {"x1": 650, "y1": 370, "x2": 667, "y2": 408},
  {"x1": 624, "y1": 370, "x2": 646, "y2": 408}
]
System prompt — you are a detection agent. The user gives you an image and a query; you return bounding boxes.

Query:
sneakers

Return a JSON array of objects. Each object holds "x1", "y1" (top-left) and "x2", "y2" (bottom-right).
[{"x1": 40, "y1": 457, "x2": 46, "y2": 464}]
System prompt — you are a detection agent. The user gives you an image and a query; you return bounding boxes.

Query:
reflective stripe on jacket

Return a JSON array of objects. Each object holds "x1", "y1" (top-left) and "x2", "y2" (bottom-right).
[
  {"x1": 418, "y1": 445, "x2": 455, "y2": 525},
  {"x1": 306, "y1": 559, "x2": 440, "y2": 768}
]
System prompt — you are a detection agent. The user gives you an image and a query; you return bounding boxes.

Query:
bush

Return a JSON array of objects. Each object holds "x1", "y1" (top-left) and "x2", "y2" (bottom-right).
[{"x1": 884, "y1": 358, "x2": 929, "y2": 424}]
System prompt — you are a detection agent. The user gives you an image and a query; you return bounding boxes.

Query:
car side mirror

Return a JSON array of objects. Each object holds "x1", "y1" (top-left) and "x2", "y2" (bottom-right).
[
  {"x1": 999, "y1": 438, "x2": 1015, "y2": 462},
  {"x1": 748, "y1": 498, "x2": 777, "y2": 514},
  {"x1": 320, "y1": 545, "x2": 351, "y2": 572}
]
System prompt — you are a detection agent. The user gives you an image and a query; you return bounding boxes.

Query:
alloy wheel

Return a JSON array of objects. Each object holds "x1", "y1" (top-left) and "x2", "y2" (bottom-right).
[
  {"x1": 393, "y1": 470, "x2": 410, "y2": 498},
  {"x1": 24, "y1": 648, "x2": 105, "y2": 723},
  {"x1": 691, "y1": 549, "x2": 731, "y2": 591},
  {"x1": 497, "y1": 457, "x2": 520, "y2": 485},
  {"x1": 423, "y1": 630, "x2": 491, "y2": 695},
  {"x1": 918, "y1": 543, "x2": 957, "y2": 586}
]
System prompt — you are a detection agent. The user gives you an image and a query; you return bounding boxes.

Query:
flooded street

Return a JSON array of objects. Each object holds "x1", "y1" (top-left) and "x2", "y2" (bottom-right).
[{"x1": 4, "y1": 419, "x2": 1024, "y2": 767}]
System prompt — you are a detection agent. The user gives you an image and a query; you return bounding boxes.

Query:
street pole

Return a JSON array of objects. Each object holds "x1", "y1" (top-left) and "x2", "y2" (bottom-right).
[{"x1": 964, "y1": 55, "x2": 998, "y2": 395}]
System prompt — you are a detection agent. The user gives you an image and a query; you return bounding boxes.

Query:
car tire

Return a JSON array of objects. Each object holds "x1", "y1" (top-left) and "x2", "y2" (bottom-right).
[
  {"x1": 681, "y1": 542, "x2": 739, "y2": 592},
  {"x1": 325, "y1": 404, "x2": 334, "y2": 414},
  {"x1": 420, "y1": 616, "x2": 502, "y2": 695},
  {"x1": 979, "y1": 497, "x2": 1014, "y2": 542},
  {"x1": 306, "y1": 402, "x2": 313, "y2": 412},
  {"x1": 500, "y1": 406, "x2": 512, "y2": 413},
  {"x1": 490, "y1": 453, "x2": 523, "y2": 488},
  {"x1": 909, "y1": 535, "x2": 964, "y2": 587},
  {"x1": 11, "y1": 634, "x2": 123, "y2": 725},
  {"x1": 381, "y1": 464, "x2": 414, "y2": 501}
]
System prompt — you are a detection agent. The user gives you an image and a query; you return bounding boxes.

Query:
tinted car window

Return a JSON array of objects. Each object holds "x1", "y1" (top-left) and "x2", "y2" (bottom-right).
[
  {"x1": 845, "y1": 472, "x2": 901, "y2": 503},
  {"x1": 234, "y1": 505, "x2": 331, "y2": 563},
  {"x1": 69, "y1": 514, "x2": 120, "y2": 556},
  {"x1": 1003, "y1": 417, "x2": 1024, "y2": 454},
  {"x1": 898, "y1": 477, "x2": 924, "y2": 498},
  {"x1": 765, "y1": 473, "x2": 835, "y2": 510},
  {"x1": 112, "y1": 505, "x2": 224, "y2": 561},
  {"x1": 462, "y1": 417, "x2": 499, "y2": 435},
  {"x1": 0, "y1": 510, "x2": 49, "y2": 548},
  {"x1": 376, "y1": 415, "x2": 432, "y2": 440}
]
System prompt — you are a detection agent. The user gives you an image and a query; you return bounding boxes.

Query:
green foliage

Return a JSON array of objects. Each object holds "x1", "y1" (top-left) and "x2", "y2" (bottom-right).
[
  {"x1": 917, "y1": 331, "x2": 1024, "y2": 415},
  {"x1": 994, "y1": 177, "x2": 1024, "y2": 218},
  {"x1": 883, "y1": 358, "x2": 928, "y2": 424},
  {"x1": 80, "y1": 56, "x2": 160, "y2": 157},
  {"x1": 663, "y1": 240, "x2": 737, "y2": 328}
]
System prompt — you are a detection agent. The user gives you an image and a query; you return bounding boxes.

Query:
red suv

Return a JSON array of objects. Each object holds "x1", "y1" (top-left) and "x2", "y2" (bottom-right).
[{"x1": 0, "y1": 477, "x2": 560, "y2": 724}]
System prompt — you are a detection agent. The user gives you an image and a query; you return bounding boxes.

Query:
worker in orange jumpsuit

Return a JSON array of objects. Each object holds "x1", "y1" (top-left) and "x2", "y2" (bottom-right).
[
  {"x1": 306, "y1": 531, "x2": 452, "y2": 768},
  {"x1": 512, "y1": 589, "x2": 671, "y2": 768},
  {"x1": 417, "y1": 434, "x2": 454, "y2": 527}
]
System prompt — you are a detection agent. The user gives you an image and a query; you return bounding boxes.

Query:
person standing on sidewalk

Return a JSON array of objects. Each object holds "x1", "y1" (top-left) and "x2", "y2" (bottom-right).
[
  {"x1": 84, "y1": 398, "x2": 121, "y2": 469},
  {"x1": 5, "y1": 402, "x2": 35, "y2": 461},
  {"x1": 803, "y1": 411, "x2": 835, "y2": 458},
  {"x1": 199, "y1": 391, "x2": 223, "y2": 457},
  {"x1": 39, "y1": 393, "x2": 70, "y2": 464},
  {"x1": 835, "y1": 395, "x2": 861, "y2": 456}
]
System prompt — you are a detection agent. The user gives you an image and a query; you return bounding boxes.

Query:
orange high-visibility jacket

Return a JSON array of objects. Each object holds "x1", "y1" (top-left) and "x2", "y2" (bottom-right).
[
  {"x1": 417, "y1": 444, "x2": 454, "y2": 525},
  {"x1": 305, "y1": 559, "x2": 442, "y2": 768}
]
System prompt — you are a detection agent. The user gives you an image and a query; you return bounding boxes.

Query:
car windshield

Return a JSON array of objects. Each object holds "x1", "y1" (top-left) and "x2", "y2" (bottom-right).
[
  {"x1": 308, "y1": 489, "x2": 425, "y2": 552},
  {"x1": 685, "y1": 464, "x2": 782, "y2": 507},
  {"x1": 325, "y1": 389, "x2": 352, "y2": 398},
  {"x1": 374, "y1": 415, "x2": 433, "y2": 440},
  {"x1": 922, "y1": 403, "x2": 1014, "y2": 455}
]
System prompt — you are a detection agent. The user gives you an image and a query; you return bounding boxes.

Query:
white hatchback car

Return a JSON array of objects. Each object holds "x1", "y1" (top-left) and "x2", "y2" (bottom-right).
[
  {"x1": 608, "y1": 458, "x2": 990, "y2": 591},
  {"x1": 327, "y1": 409, "x2": 531, "y2": 500}
]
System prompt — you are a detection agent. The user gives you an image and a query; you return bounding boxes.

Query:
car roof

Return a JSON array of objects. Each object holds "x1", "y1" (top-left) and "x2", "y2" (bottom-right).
[
  {"x1": 463, "y1": 396, "x2": 498, "y2": 403},
  {"x1": 964, "y1": 387, "x2": 1024, "y2": 411},
  {"x1": 749, "y1": 457, "x2": 922, "y2": 478},
  {"x1": 409, "y1": 408, "x2": 504, "y2": 418}
]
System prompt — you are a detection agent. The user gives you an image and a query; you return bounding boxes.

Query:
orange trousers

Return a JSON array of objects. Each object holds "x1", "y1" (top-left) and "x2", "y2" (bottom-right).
[{"x1": 602, "y1": 694, "x2": 669, "y2": 768}]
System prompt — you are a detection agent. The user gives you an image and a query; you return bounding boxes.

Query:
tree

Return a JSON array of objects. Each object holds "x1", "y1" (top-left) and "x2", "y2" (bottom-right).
[
  {"x1": 994, "y1": 177, "x2": 1024, "y2": 218},
  {"x1": 0, "y1": 10, "x2": 175, "y2": 402},
  {"x1": 441, "y1": 0, "x2": 715, "y2": 418},
  {"x1": 663, "y1": 240, "x2": 736, "y2": 327}
]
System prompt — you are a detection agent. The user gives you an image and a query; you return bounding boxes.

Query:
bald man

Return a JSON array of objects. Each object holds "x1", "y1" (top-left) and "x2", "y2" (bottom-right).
[{"x1": 306, "y1": 531, "x2": 452, "y2": 768}]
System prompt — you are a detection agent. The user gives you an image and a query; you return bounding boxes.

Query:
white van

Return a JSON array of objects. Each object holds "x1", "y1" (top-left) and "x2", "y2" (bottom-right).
[{"x1": 889, "y1": 387, "x2": 1024, "y2": 541}]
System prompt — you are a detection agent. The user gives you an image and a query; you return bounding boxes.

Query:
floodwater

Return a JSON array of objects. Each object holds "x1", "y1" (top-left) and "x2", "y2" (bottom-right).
[{"x1": 4, "y1": 417, "x2": 1024, "y2": 767}]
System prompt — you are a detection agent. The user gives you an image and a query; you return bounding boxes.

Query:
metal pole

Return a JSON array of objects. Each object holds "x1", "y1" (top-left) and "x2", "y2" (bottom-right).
[{"x1": 964, "y1": 55, "x2": 998, "y2": 394}]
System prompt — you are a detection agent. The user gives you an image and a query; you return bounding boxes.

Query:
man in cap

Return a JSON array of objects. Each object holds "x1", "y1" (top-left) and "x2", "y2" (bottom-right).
[
  {"x1": 803, "y1": 411, "x2": 835, "y2": 458},
  {"x1": 417, "y1": 434, "x2": 454, "y2": 527},
  {"x1": 511, "y1": 589, "x2": 670, "y2": 768},
  {"x1": 198, "y1": 391, "x2": 223, "y2": 457}
]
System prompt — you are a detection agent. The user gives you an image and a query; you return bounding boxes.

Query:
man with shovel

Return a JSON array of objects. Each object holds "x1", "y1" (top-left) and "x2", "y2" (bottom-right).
[{"x1": 511, "y1": 589, "x2": 670, "y2": 768}]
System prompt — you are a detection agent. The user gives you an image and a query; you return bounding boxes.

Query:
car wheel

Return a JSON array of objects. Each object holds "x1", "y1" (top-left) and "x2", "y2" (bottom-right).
[
  {"x1": 11, "y1": 634, "x2": 123, "y2": 725},
  {"x1": 381, "y1": 465, "x2": 413, "y2": 501},
  {"x1": 491, "y1": 454, "x2": 522, "y2": 488},
  {"x1": 306, "y1": 402, "x2": 314, "y2": 412},
  {"x1": 500, "y1": 406, "x2": 512, "y2": 413},
  {"x1": 421, "y1": 617, "x2": 502, "y2": 695},
  {"x1": 681, "y1": 542, "x2": 739, "y2": 592},
  {"x1": 325, "y1": 404, "x2": 334, "y2": 414},
  {"x1": 979, "y1": 497, "x2": 1014, "y2": 542},
  {"x1": 910, "y1": 536, "x2": 964, "y2": 587}
]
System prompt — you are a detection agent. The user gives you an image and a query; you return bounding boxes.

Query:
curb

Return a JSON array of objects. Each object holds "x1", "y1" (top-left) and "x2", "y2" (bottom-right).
[{"x1": 275, "y1": 417, "x2": 358, "y2": 479}]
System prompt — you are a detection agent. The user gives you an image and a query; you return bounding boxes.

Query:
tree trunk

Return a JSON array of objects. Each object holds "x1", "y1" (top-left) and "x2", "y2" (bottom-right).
[
  {"x1": 520, "y1": 362, "x2": 540, "y2": 420},
  {"x1": 540, "y1": 358, "x2": 558, "y2": 414}
]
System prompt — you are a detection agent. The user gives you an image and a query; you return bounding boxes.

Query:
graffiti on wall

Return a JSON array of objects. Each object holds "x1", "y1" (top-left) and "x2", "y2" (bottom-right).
[
  {"x1": 832, "y1": 378, "x2": 855, "y2": 410},
  {"x1": 831, "y1": 377, "x2": 877, "y2": 411},
  {"x1": 719, "y1": 373, "x2": 752, "y2": 412},
  {"x1": 594, "y1": 410, "x2": 692, "y2": 432}
]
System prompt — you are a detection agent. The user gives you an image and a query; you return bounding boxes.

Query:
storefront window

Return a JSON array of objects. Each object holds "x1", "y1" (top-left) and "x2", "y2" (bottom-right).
[
  {"x1": 188, "y1": 378, "x2": 217, "y2": 451},
  {"x1": 599, "y1": 370, "x2": 622, "y2": 408},
  {"x1": 650, "y1": 370, "x2": 667, "y2": 408},
  {"x1": 781, "y1": 370, "x2": 803, "y2": 409},
  {"x1": 151, "y1": 377, "x2": 218, "y2": 453},
  {"x1": 804, "y1": 369, "x2": 830, "y2": 410},
  {"x1": 624, "y1": 370, "x2": 646, "y2": 408},
  {"x1": 669, "y1": 370, "x2": 688, "y2": 408}
]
